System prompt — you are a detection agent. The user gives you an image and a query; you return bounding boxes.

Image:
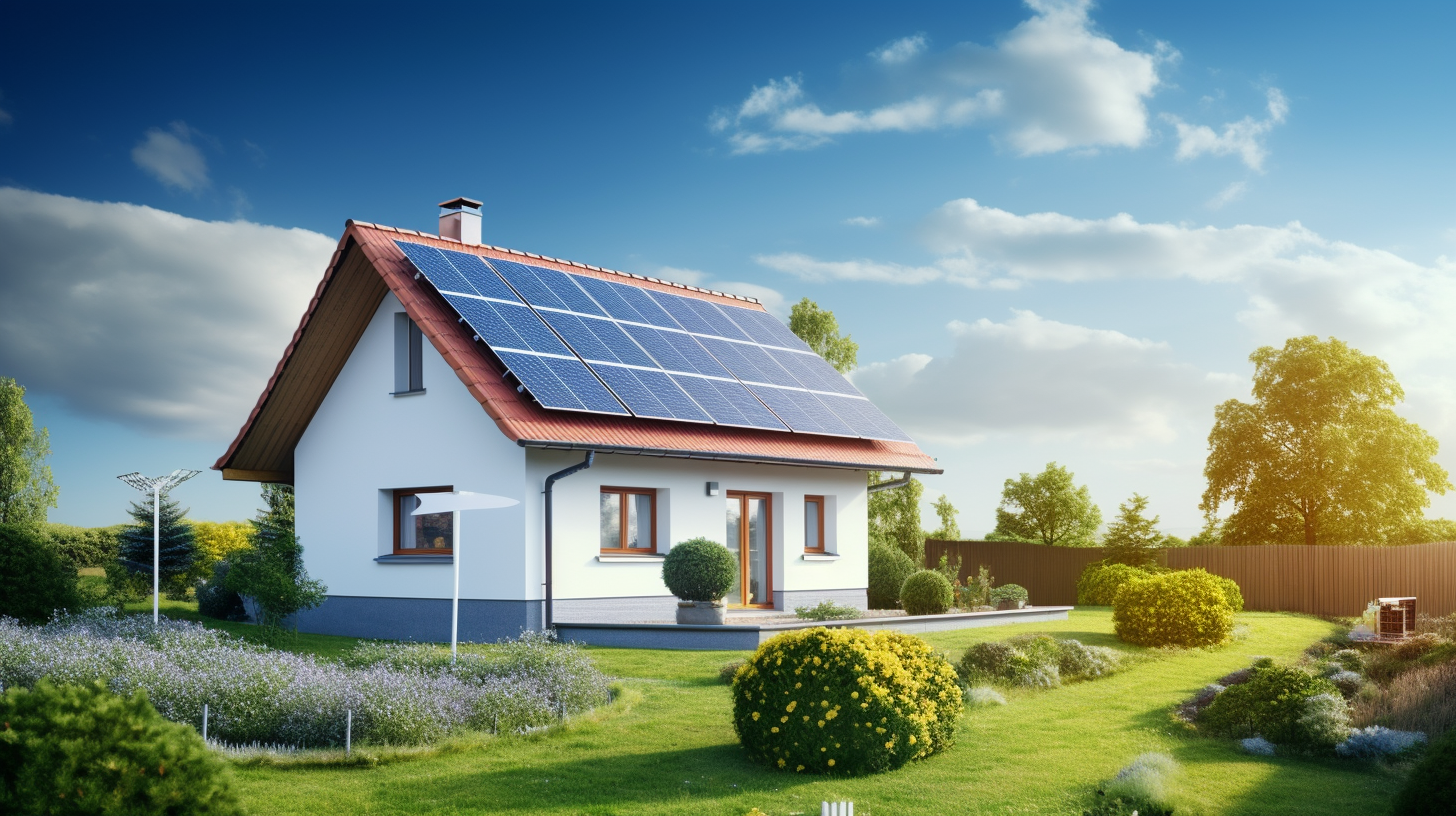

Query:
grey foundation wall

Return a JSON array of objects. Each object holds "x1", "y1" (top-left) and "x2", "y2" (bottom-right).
[{"x1": 773, "y1": 588, "x2": 868, "y2": 612}]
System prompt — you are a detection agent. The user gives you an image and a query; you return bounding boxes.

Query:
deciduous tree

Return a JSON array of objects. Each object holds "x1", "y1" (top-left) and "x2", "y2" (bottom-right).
[
  {"x1": 928, "y1": 494, "x2": 961, "y2": 540},
  {"x1": 226, "y1": 484, "x2": 326, "y2": 629},
  {"x1": 1201, "y1": 336, "x2": 1451, "y2": 546},
  {"x1": 988, "y1": 462, "x2": 1102, "y2": 547},
  {"x1": 868, "y1": 471, "x2": 924, "y2": 560},
  {"x1": 788, "y1": 298, "x2": 858, "y2": 373},
  {"x1": 0, "y1": 378, "x2": 58, "y2": 527}
]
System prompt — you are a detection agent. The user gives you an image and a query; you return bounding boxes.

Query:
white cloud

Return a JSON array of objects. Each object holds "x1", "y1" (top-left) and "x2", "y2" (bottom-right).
[
  {"x1": 1207, "y1": 180, "x2": 1247, "y2": 209},
  {"x1": 0, "y1": 187, "x2": 335, "y2": 437},
  {"x1": 844, "y1": 216, "x2": 881, "y2": 227},
  {"x1": 852, "y1": 310, "x2": 1240, "y2": 445},
  {"x1": 715, "y1": 0, "x2": 1170, "y2": 156},
  {"x1": 132, "y1": 122, "x2": 211, "y2": 191},
  {"x1": 871, "y1": 34, "x2": 928, "y2": 65},
  {"x1": 654, "y1": 265, "x2": 788, "y2": 316},
  {"x1": 1164, "y1": 88, "x2": 1288, "y2": 171},
  {"x1": 754, "y1": 252, "x2": 948, "y2": 285}
]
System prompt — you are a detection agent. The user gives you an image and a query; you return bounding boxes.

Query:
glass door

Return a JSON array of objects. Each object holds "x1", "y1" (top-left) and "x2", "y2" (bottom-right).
[{"x1": 726, "y1": 492, "x2": 773, "y2": 608}]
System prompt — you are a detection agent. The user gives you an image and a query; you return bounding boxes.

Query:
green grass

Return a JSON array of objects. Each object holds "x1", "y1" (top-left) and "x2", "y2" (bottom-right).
[{"x1": 199, "y1": 609, "x2": 1407, "y2": 816}]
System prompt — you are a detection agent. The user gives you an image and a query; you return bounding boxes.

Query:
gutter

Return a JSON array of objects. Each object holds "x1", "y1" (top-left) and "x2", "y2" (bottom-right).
[
  {"x1": 867, "y1": 472, "x2": 914, "y2": 493},
  {"x1": 516, "y1": 439, "x2": 942, "y2": 475},
  {"x1": 543, "y1": 451, "x2": 594, "y2": 630}
]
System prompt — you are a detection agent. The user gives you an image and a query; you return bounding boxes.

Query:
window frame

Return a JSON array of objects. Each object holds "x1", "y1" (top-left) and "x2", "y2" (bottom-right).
[
  {"x1": 392, "y1": 485, "x2": 454, "y2": 554},
  {"x1": 804, "y1": 495, "x2": 826, "y2": 553},
  {"x1": 599, "y1": 486, "x2": 658, "y2": 554},
  {"x1": 393, "y1": 313, "x2": 426, "y2": 396}
]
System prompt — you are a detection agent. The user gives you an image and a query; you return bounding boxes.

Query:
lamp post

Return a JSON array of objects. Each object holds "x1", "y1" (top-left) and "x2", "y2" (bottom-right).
[
  {"x1": 411, "y1": 490, "x2": 519, "y2": 660},
  {"x1": 117, "y1": 469, "x2": 200, "y2": 625}
]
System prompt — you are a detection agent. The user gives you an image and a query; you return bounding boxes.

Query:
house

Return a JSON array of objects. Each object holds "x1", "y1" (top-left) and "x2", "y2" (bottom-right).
[{"x1": 215, "y1": 198, "x2": 941, "y2": 641}]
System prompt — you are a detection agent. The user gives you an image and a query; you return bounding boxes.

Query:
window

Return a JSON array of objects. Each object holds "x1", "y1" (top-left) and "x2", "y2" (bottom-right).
[
  {"x1": 393, "y1": 313, "x2": 424, "y2": 395},
  {"x1": 804, "y1": 495, "x2": 825, "y2": 553},
  {"x1": 600, "y1": 487, "x2": 656, "y2": 553},
  {"x1": 393, "y1": 486, "x2": 453, "y2": 553}
]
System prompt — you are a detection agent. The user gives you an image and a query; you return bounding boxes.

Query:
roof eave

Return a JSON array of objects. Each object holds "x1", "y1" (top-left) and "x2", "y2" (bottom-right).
[{"x1": 516, "y1": 438, "x2": 943, "y2": 474}]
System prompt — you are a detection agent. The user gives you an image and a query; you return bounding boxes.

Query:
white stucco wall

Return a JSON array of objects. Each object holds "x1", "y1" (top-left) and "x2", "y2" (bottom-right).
[
  {"x1": 524, "y1": 449, "x2": 869, "y2": 606},
  {"x1": 295, "y1": 292, "x2": 529, "y2": 601}
]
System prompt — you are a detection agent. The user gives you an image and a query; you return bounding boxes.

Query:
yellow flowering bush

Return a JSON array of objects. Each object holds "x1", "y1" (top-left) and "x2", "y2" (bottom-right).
[
  {"x1": 1112, "y1": 568, "x2": 1234, "y2": 648},
  {"x1": 731, "y1": 627, "x2": 963, "y2": 775}
]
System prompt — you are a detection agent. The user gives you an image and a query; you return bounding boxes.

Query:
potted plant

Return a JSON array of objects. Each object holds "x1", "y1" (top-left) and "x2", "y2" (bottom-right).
[
  {"x1": 662, "y1": 537, "x2": 738, "y2": 625},
  {"x1": 990, "y1": 583, "x2": 1029, "y2": 610}
]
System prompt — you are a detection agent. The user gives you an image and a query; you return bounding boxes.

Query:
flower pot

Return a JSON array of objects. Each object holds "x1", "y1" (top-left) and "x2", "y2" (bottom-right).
[
  {"x1": 996, "y1": 599, "x2": 1026, "y2": 611},
  {"x1": 676, "y1": 600, "x2": 727, "y2": 625}
]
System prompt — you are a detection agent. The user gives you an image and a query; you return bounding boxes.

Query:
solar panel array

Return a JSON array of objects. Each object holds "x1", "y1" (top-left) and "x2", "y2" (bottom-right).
[{"x1": 395, "y1": 240, "x2": 913, "y2": 442}]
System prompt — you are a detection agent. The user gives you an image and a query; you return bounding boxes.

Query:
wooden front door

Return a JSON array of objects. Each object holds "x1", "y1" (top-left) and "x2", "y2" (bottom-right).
[{"x1": 726, "y1": 491, "x2": 773, "y2": 608}]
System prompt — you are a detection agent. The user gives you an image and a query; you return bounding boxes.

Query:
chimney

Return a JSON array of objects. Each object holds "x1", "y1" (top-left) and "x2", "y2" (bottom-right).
[{"x1": 438, "y1": 197, "x2": 483, "y2": 244}]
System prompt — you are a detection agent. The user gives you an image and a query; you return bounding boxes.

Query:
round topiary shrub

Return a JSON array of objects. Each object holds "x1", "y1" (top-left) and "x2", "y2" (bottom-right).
[
  {"x1": 1112, "y1": 568, "x2": 1234, "y2": 648},
  {"x1": 1077, "y1": 562, "x2": 1156, "y2": 606},
  {"x1": 900, "y1": 570, "x2": 953, "y2": 616},
  {"x1": 1392, "y1": 726, "x2": 1456, "y2": 815},
  {"x1": 1199, "y1": 662, "x2": 1347, "y2": 749},
  {"x1": 0, "y1": 523, "x2": 82, "y2": 623},
  {"x1": 731, "y1": 627, "x2": 962, "y2": 775},
  {"x1": 867, "y1": 542, "x2": 916, "y2": 609},
  {"x1": 989, "y1": 583, "x2": 1029, "y2": 608},
  {"x1": 0, "y1": 680, "x2": 242, "y2": 815},
  {"x1": 1210, "y1": 573, "x2": 1244, "y2": 613},
  {"x1": 661, "y1": 537, "x2": 737, "y2": 602}
]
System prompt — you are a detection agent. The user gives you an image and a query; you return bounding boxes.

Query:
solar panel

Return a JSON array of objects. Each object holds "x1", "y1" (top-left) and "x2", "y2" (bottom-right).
[
  {"x1": 397, "y1": 242, "x2": 477, "y2": 296},
  {"x1": 671, "y1": 374, "x2": 788, "y2": 430},
  {"x1": 695, "y1": 337, "x2": 800, "y2": 388},
  {"x1": 443, "y1": 295, "x2": 570, "y2": 355},
  {"x1": 725, "y1": 305, "x2": 813, "y2": 351},
  {"x1": 594, "y1": 365, "x2": 712, "y2": 422},
  {"x1": 439, "y1": 249, "x2": 520, "y2": 302},
  {"x1": 748, "y1": 385, "x2": 858, "y2": 438},
  {"x1": 817, "y1": 393, "x2": 914, "y2": 442},
  {"x1": 494, "y1": 351, "x2": 628, "y2": 414},
  {"x1": 767, "y1": 347, "x2": 860, "y2": 395}
]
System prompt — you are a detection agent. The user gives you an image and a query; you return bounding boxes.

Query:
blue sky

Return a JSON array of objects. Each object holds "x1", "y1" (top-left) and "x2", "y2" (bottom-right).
[{"x1": 4, "y1": 1, "x2": 1456, "y2": 535}]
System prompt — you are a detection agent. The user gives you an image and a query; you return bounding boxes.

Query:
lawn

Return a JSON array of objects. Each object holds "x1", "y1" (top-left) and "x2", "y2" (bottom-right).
[{"x1": 192, "y1": 608, "x2": 1408, "y2": 816}]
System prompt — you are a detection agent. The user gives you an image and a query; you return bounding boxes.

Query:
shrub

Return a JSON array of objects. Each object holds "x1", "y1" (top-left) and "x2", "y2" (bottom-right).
[
  {"x1": 989, "y1": 583, "x2": 1029, "y2": 607},
  {"x1": 1211, "y1": 574, "x2": 1244, "y2": 612},
  {"x1": 1327, "y1": 669, "x2": 1364, "y2": 696},
  {"x1": 1336, "y1": 725, "x2": 1426, "y2": 758},
  {"x1": 196, "y1": 560, "x2": 247, "y2": 620},
  {"x1": 1352, "y1": 658, "x2": 1456, "y2": 740},
  {"x1": 1201, "y1": 662, "x2": 1346, "y2": 748},
  {"x1": 900, "y1": 570, "x2": 954, "y2": 616},
  {"x1": 731, "y1": 627, "x2": 962, "y2": 775},
  {"x1": 0, "y1": 522, "x2": 81, "y2": 623},
  {"x1": 1241, "y1": 736, "x2": 1276, "y2": 756},
  {"x1": 226, "y1": 485, "x2": 326, "y2": 629},
  {"x1": 1101, "y1": 752, "x2": 1179, "y2": 816},
  {"x1": 794, "y1": 600, "x2": 862, "y2": 621},
  {"x1": 720, "y1": 660, "x2": 746, "y2": 685},
  {"x1": 0, "y1": 679, "x2": 242, "y2": 815},
  {"x1": 867, "y1": 542, "x2": 916, "y2": 609},
  {"x1": 1391, "y1": 727, "x2": 1456, "y2": 815},
  {"x1": 1056, "y1": 639, "x2": 1122, "y2": 679},
  {"x1": 1330, "y1": 648, "x2": 1365, "y2": 672},
  {"x1": 1394, "y1": 632, "x2": 1444, "y2": 661},
  {"x1": 44, "y1": 523, "x2": 122, "y2": 570},
  {"x1": 1076, "y1": 562, "x2": 1157, "y2": 606},
  {"x1": 661, "y1": 537, "x2": 737, "y2": 602},
  {"x1": 963, "y1": 686, "x2": 1006, "y2": 707},
  {"x1": 958, "y1": 641, "x2": 1059, "y2": 689},
  {"x1": 1113, "y1": 568, "x2": 1234, "y2": 648}
]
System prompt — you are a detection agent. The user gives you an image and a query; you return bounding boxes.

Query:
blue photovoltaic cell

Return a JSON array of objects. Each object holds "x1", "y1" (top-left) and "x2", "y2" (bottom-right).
[
  {"x1": 485, "y1": 257, "x2": 570, "y2": 311},
  {"x1": 613, "y1": 284, "x2": 681, "y2": 329},
  {"x1": 444, "y1": 294, "x2": 571, "y2": 355},
  {"x1": 671, "y1": 375, "x2": 787, "y2": 431},
  {"x1": 580, "y1": 318, "x2": 657, "y2": 367},
  {"x1": 438, "y1": 249, "x2": 521, "y2": 302},
  {"x1": 683, "y1": 298, "x2": 752, "y2": 341},
  {"x1": 538, "y1": 311, "x2": 616, "y2": 362},
  {"x1": 726, "y1": 306, "x2": 812, "y2": 351},
  {"x1": 594, "y1": 365, "x2": 712, "y2": 422},
  {"x1": 530, "y1": 267, "x2": 607, "y2": 316},
  {"x1": 768, "y1": 348, "x2": 860, "y2": 395},
  {"x1": 817, "y1": 393, "x2": 913, "y2": 442},
  {"x1": 748, "y1": 385, "x2": 858, "y2": 438},
  {"x1": 697, "y1": 337, "x2": 800, "y2": 388},
  {"x1": 623, "y1": 325, "x2": 731, "y2": 378},
  {"x1": 572, "y1": 275, "x2": 647, "y2": 324},
  {"x1": 493, "y1": 351, "x2": 628, "y2": 415},
  {"x1": 647, "y1": 290, "x2": 718, "y2": 335},
  {"x1": 397, "y1": 242, "x2": 476, "y2": 295}
]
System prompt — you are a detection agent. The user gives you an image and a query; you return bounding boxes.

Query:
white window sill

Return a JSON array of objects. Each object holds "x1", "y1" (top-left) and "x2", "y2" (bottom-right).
[
  {"x1": 375, "y1": 553, "x2": 452, "y2": 564},
  {"x1": 802, "y1": 553, "x2": 841, "y2": 561},
  {"x1": 597, "y1": 553, "x2": 666, "y2": 563},
  {"x1": 390, "y1": 388, "x2": 427, "y2": 397}
]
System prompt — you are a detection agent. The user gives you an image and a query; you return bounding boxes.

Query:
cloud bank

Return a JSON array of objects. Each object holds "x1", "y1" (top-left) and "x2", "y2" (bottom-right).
[
  {"x1": 0, "y1": 187, "x2": 335, "y2": 438},
  {"x1": 132, "y1": 122, "x2": 211, "y2": 191}
]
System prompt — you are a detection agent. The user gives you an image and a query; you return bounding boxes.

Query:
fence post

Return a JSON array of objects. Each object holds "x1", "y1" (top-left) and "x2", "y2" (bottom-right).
[{"x1": 346, "y1": 709, "x2": 352, "y2": 755}]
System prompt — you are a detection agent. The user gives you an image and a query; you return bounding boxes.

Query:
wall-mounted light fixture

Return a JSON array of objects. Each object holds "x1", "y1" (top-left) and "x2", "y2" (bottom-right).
[{"x1": 706, "y1": 481, "x2": 719, "y2": 496}]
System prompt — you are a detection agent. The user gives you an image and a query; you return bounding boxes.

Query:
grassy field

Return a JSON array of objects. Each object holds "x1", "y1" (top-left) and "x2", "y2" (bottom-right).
[{"x1": 177, "y1": 608, "x2": 1408, "y2": 816}]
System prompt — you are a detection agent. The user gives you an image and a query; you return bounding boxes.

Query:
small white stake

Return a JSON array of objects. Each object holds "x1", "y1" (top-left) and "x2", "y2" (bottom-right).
[
  {"x1": 346, "y1": 709, "x2": 352, "y2": 755},
  {"x1": 203, "y1": 703, "x2": 209, "y2": 741}
]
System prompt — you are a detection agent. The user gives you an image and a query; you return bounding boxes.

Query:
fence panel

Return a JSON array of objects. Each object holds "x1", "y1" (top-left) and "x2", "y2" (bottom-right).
[{"x1": 925, "y1": 539, "x2": 1456, "y2": 616}]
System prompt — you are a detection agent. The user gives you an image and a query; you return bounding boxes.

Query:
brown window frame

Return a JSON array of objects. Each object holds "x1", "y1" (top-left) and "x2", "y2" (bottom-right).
[
  {"x1": 804, "y1": 495, "x2": 826, "y2": 553},
  {"x1": 393, "y1": 485, "x2": 455, "y2": 555},
  {"x1": 599, "y1": 486, "x2": 658, "y2": 554}
]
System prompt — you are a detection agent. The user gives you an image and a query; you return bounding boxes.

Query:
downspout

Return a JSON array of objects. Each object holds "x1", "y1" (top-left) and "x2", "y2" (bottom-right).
[
  {"x1": 543, "y1": 451, "x2": 594, "y2": 631},
  {"x1": 867, "y1": 472, "x2": 913, "y2": 493}
]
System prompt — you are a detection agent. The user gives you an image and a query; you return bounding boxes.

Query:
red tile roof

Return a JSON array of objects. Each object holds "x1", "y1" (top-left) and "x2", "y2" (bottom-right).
[{"x1": 215, "y1": 221, "x2": 941, "y2": 479}]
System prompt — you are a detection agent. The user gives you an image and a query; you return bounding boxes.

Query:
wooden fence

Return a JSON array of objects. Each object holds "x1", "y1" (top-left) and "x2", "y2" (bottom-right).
[{"x1": 924, "y1": 539, "x2": 1456, "y2": 617}]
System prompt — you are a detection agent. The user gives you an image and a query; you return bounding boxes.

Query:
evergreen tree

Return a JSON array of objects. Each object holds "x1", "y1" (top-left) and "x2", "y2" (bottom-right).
[
  {"x1": 1102, "y1": 493, "x2": 1163, "y2": 567},
  {"x1": 117, "y1": 492, "x2": 196, "y2": 584},
  {"x1": 226, "y1": 484, "x2": 325, "y2": 629}
]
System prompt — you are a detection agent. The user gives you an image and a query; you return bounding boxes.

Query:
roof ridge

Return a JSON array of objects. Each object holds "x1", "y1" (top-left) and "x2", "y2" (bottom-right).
[{"x1": 346, "y1": 219, "x2": 760, "y2": 305}]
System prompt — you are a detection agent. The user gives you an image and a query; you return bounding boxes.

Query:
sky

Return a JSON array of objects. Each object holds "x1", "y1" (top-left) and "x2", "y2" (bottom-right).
[{"x1": 4, "y1": 0, "x2": 1456, "y2": 536}]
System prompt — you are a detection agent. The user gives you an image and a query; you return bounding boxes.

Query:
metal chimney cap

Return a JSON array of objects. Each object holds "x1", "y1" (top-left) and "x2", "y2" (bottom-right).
[{"x1": 438, "y1": 197, "x2": 483, "y2": 211}]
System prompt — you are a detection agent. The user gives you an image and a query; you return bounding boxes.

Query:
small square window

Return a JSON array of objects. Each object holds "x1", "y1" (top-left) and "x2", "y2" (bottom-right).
[
  {"x1": 600, "y1": 487, "x2": 657, "y2": 553},
  {"x1": 804, "y1": 495, "x2": 825, "y2": 553},
  {"x1": 394, "y1": 486, "x2": 453, "y2": 553}
]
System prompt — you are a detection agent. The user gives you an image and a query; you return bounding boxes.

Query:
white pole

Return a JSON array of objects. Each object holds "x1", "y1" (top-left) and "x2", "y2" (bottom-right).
[
  {"x1": 451, "y1": 509, "x2": 461, "y2": 663},
  {"x1": 153, "y1": 483, "x2": 161, "y2": 626},
  {"x1": 346, "y1": 709, "x2": 352, "y2": 755},
  {"x1": 203, "y1": 703, "x2": 209, "y2": 741}
]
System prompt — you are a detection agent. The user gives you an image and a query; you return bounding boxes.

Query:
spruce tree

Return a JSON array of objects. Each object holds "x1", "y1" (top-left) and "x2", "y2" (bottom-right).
[
  {"x1": 118, "y1": 492, "x2": 196, "y2": 583},
  {"x1": 1102, "y1": 493, "x2": 1163, "y2": 567}
]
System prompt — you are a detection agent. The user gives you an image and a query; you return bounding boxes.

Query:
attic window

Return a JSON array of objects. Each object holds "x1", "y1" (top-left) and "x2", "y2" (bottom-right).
[{"x1": 393, "y1": 313, "x2": 425, "y2": 396}]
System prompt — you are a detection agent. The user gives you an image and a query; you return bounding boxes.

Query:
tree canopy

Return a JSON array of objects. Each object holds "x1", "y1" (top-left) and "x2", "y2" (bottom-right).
[
  {"x1": 1101, "y1": 493, "x2": 1163, "y2": 566},
  {"x1": 867, "y1": 472, "x2": 925, "y2": 560},
  {"x1": 928, "y1": 494, "x2": 961, "y2": 540},
  {"x1": 226, "y1": 484, "x2": 326, "y2": 629},
  {"x1": 0, "y1": 378, "x2": 58, "y2": 527},
  {"x1": 788, "y1": 298, "x2": 858, "y2": 374},
  {"x1": 1201, "y1": 336, "x2": 1451, "y2": 546},
  {"x1": 988, "y1": 462, "x2": 1102, "y2": 546}
]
